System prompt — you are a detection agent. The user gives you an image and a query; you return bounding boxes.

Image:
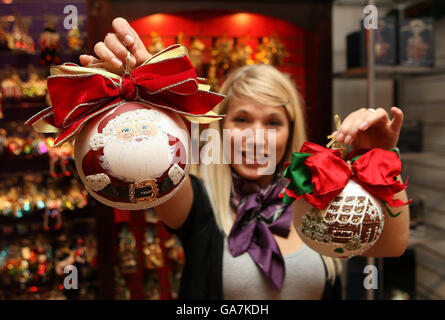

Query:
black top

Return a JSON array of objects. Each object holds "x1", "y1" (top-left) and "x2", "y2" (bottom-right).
[{"x1": 164, "y1": 174, "x2": 342, "y2": 300}]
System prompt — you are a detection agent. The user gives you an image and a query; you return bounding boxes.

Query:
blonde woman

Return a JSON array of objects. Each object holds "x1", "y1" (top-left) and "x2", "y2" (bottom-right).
[{"x1": 81, "y1": 18, "x2": 410, "y2": 299}]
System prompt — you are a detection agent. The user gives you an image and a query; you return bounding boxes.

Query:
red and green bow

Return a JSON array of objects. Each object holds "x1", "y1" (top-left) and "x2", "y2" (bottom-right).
[{"x1": 281, "y1": 142, "x2": 411, "y2": 215}]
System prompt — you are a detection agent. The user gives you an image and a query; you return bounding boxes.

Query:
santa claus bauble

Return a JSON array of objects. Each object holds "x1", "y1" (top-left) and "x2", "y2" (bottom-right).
[
  {"x1": 294, "y1": 180, "x2": 385, "y2": 258},
  {"x1": 74, "y1": 101, "x2": 190, "y2": 210}
]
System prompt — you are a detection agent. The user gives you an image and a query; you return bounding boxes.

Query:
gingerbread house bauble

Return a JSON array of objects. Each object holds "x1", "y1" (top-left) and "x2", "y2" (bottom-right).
[
  {"x1": 74, "y1": 101, "x2": 190, "y2": 210},
  {"x1": 294, "y1": 180, "x2": 384, "y2": 258}
]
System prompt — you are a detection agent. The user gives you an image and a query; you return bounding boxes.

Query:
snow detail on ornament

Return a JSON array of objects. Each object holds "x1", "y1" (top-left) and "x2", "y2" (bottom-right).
[
  {"x1": 86, "y1": 173, "x2": 111, "y2": 192},
  {"x1": 74, "y1": 101, "x2": 190, "y2": 210},
  {"x1": 296, "y1": 180, "x2": 384, "y2": 258},
  {"x1": 168, "y1": 163, "x2": 184, "y2": 185},
  {"x1": 89, "y1": 133, "x2": 105, "y2": 151}
]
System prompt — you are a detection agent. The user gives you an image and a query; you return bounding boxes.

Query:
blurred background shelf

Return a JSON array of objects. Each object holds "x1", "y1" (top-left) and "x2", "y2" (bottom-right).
[
  {"x1": 334, "y1": 66, "x2": 445, "y2": 79},
  {"x1": 408, "y1": 225, "x2": 445, "y2": 247}
]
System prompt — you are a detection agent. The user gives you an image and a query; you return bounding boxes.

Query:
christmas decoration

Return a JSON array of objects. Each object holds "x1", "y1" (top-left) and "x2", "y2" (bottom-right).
[
  {"x1": 26, "y1": 44, "x2": 224, "y2": 210},
  {"x1": 148, "y1": 32, "x2": 164, "y2": 55},
  {"x1": 74, "y1": 102, "x2": 190, "y2": 209},
  {"x1": 118, "y1": 225, "x2": 138, "y2": 274},
  {"x1": 6, "y1": 15, "x2": 35, "y2": 54},
  {"x1": 67, "y1": 28, "x2": 84, "y2": 52},
  {"x1": 281, "y1": 117, "x2": 410, "y2": 258},
  {"x1": 38, "y1": 16, "x2": 61, "y2": 66},
  {"x1": 143, "y1": 225, "x2": 164, "y2": 269},
  {"x1": 22, "y1": 65, "x2": 47, "y2": 98},
  {"x1": 1, "y1": 67, "x2": 23, "y2": 99},
  {"x1": 188, "y1": 37, "x2": 205, "y2": 73}
]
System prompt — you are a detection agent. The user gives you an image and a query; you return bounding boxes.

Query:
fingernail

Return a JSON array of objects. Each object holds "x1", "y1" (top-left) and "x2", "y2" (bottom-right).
[
  {"x1": 345, "y1": 135, "x2": 352, "y2": 144},
  {"x1": 337, "y1": 132, "x2": 344, "y2": 141},
  {"x1": 360, "y1": 121, "x2": 368, "y2": 130},
  {"x1": 124, "y1": 34, "x2": 134, "y2": 46},
  {"x1": 111, "y1": 57, "x2": 122, "y2": 67}
]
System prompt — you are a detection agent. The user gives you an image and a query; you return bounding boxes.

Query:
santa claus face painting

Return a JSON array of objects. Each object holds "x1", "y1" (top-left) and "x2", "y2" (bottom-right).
[
  {"x1": 99, "y1": 112, "x2": 175, "y2": 184},
  {"x1": 74, "y1": 102, "x2": 189, "y2": 210}
]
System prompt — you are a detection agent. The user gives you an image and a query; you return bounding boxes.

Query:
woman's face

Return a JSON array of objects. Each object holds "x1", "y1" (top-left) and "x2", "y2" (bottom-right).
[{"x1": 223, "y1": 97, "x2": 291, "y2": 186}]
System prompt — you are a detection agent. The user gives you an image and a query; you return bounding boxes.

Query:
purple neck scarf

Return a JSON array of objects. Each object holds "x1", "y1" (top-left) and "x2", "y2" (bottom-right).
[{"x1": 228, "y1": 169, "x2": 293, "y2": 291}]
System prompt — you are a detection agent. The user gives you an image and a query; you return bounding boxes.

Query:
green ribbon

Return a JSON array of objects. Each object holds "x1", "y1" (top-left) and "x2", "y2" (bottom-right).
[{"x1": 282, "y1": 152, "x2": 313, "y2": 204}]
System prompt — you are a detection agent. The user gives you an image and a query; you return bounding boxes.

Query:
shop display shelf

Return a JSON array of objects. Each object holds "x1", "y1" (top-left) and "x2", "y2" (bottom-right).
[
  {"x1": 334, "y1": 66, "x2": 445, "y2": 79},
  {"x1": 407, "y1": 225, "x2": 445, "y2": 247},
  {"x1": 0, "y1": 154, "x2": 50, "y2": 173}
]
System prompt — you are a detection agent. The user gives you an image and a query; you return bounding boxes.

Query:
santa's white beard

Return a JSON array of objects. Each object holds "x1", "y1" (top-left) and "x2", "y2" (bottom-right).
[{"x1": 99, "y1": 133, "x2": 172, "y2": 183}]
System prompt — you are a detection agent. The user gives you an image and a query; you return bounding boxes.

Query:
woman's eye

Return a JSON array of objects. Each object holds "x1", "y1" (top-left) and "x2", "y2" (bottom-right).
[
  {"x1": 269, "y1": 120, "x2": 282, "y2": 126},
  {"x1": 122, "y1": 128, "x2": 131, "y2": 133},
  {"x1": 234, "y1": 117, "x2": 247, "y2": 123}
]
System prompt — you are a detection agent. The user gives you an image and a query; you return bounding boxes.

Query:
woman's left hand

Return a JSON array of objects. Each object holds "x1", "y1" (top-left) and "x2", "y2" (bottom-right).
[{"x1": 332, "y1": 106, "x2": 404, "y2": 150}]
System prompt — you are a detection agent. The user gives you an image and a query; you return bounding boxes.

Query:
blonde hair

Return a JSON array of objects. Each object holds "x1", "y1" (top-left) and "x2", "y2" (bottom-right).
[{"x1": 199, "y1": 64, "x2": 307, "y2": 236}]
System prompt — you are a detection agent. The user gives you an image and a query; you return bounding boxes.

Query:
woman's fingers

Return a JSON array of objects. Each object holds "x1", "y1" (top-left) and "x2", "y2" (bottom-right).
[
  {"x1": 334, "y1": 108, "x2": 364, "y2": 144},
  {"x1": 335, "y1": 108, "x2": 389, "y2": 144},
  {"x1": 93, "y1": 41, "x2": 123, "y2": 69},
  {"x1": 111, "y1": 17, "x2": 136, "y2": 47},
  {"x1": 104, "y1": 32, "x2": 137, "y2": 68},
  {"x1": 389, "y1": 106, "x2": 404, "y2": 133},
  {"x1": 357, "y1": 108, "x2": 389, "y2": 133},
  {"x1": 79, "y1": 54, "x2": 100, "y2": 67},
  {"x1": 81, "y1": 17, "x2": 152, "y2": 73},
  {"x1": 111, "y1": 17, "x2": 151, "y2": 65}
]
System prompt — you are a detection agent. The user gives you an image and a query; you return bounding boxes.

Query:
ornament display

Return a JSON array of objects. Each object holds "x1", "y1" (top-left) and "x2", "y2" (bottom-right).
[
  {"x1": 67, "y1": 28, "x2": 84, "y2": 52},
  {"x1": 148, "y1": 32, "x2": 164, "y2": 55},
  {"x1": 143, "y1": 225, "x2": 164, "y2": 269},
  {"x1": 1, "y1": 68, "x2": 23, "y2": 98},
  {"x1": 6, "y1": 15, "x2": 35, "y2": 54},
  {"x1": 25, "y1": 44, "x2": 224, "y2": 210},
  {"x1": 255, "y1": 35, "x2": 287, "y2": 66},
  {"x1": 39, "y1": 17, "x2": 61, "y2": 66},
  {"x1": 282, "y1": 138, "x2": 410, "y2": 258},
  {"x1": 231, "y1": 37, "x2": 254, "y2": 68},
  {"x1": 21, "y1": 65, "x2": 47, "y2": 98},
  {"x1": 144, "y1": 270, "x2": 160, "y2": 300},
  {"x1": 188, "y1": 37, "x2": 205, "y2": 73},
  {"x1": 118, "y1": 225, "x2": 138, "y2": 274}
]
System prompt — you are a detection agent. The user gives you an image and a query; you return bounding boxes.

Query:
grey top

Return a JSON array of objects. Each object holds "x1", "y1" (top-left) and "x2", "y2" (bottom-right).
[{"x1": 222, "y1": 237, "x2": 326, "y2": 300}]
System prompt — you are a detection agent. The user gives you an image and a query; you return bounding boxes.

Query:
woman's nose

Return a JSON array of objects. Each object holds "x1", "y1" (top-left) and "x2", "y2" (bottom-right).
[{"x1": 250, "y1": 122, "x2": 269, "y2": 150}]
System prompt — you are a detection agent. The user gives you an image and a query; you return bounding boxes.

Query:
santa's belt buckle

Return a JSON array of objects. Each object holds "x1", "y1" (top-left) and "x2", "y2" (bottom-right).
[{"x1": 129, "y1": 180, "x2": 158, "y2": 203}]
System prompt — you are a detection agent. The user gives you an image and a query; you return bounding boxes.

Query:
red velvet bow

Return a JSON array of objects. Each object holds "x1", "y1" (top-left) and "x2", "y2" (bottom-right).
[
  {"x1": 25, "y1": 44, "x2": 224, "y2": 147},
  {"x1": 287, "y1": 142, "x2": 410, "y2": 210}
]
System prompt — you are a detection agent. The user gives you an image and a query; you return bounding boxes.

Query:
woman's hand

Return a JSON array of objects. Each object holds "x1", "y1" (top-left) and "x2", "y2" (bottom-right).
[
  {"x1": 333, "y1": 107, "x2": 404, "y2": 150},
  {"x1": 79, "y1": 17, "x2": 152, "y2": 73}
]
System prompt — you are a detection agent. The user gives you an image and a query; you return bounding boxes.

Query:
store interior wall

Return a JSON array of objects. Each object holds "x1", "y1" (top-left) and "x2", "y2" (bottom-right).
[
  {"x1": 332, "y1": 2, "x2": 445, "y2": 300},
  {"x1": 332, "y1": 4, "x2": 393, "y2": 122},
  {"x1": 401, "y1": 16, "x2": 445, "y2": 300}
]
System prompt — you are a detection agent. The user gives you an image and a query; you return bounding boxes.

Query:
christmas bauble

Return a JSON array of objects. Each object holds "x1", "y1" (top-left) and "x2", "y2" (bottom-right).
[
  {"x1": 294, "y1": 180, "x2": 385, "y2": 258},
  {"x1": 74, "y1": 101, "x2": 190, "y2": 210}
]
